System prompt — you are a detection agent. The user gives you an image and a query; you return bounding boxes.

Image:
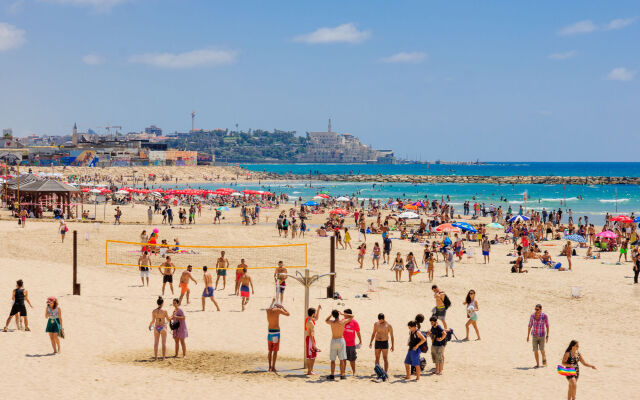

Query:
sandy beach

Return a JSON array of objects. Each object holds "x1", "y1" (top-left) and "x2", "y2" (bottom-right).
[{"x1": 1, "y1": 202, "x2": 638, "y2": 400}]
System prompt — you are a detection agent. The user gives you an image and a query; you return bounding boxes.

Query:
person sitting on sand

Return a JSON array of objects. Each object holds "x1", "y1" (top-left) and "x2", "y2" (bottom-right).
[
  {"x1": 316, "y1": 226, "x2": 327, "y2": 237},
  {"x1": 511, "y1": 251, "x2": 528, "y2": 273}
]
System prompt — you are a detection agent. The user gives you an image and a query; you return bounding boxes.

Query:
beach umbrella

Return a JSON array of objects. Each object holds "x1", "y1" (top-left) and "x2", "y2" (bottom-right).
[
  {"x1": 634, "y1": 217, "x2": 640, "y2": 223},
  {"x1": 487, "y1": 222, "x2": 504, "y2": 229},
  {"x1": 452, "y1": 222, "x2": 477, "y2": 233},
  {"x1": 596, "y1": 230, "x2": 617, "y2": 239},
  {"x1": 411, "y1": 201, "x2": 426, "y2": 207},
  {"x1": 508, "y1": 215, "x2": 530, "y2": 223},
  {"x1": 89, "y1": 188, "x2": 102, "y2": 194},
  {"x1": 564, "y1": 234, "x2": 587, "y2": 243},
  {"x1": 389, "y1": 201, "x2": 399, "y2": 205},
  {"x1": 151, "y1": 192, "x2": 162, "y2": 197},
  {"x1": 336, "y1": 196, "x2": 350, "y2": 201},
  {"x1": 398, "y1": 211, "x2": 420, "y2": 219},
  {"x1": 609, "y1": 215, "x2": 634, "y2": 223},
  {"x1": 302, "y1": 200, "x2": 318, "y2": 206},
  {"x1": 329, "y1": 208, "x2": 348, "y2": 215},
  {"x1": 81, "y1": 188, "x2": 91, "y2": 193},
  {"x1": 316, "y1": 194, "x2": 330, "y2": 199},
  {"x1": 230, "y1": 192, "x2": 243, "y2": 197},
  {"x1": 152, "y1": 188, "x2": 164, "y2": 192},
  {"x1": 217, "y1": 206, "x2": 230, "y2": 211},
  {"x1": 115, "y1": 190, "x2": 129, "y2": 195},
  {"x1": 163, "y1": 195, "x2": 174, "y2": 200},
  {"x1": 435, "y1": 223, "x2": 461, "y2": 233},
  {"x1": 631, "y1": 240, "x2": 640, "y2": 246},
  {"x1": 404, "y1": 204, "x2": 418, "y2": 210}
]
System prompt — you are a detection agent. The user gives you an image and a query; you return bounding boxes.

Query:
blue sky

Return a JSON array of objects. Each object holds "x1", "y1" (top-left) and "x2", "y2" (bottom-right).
[{"x1": 0, "y1": 0, "x2": 638, "y2": 161}]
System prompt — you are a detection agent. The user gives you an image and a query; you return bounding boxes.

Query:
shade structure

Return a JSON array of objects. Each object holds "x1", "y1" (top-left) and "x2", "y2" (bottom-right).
[
  {"x1": 609, "y1": 215, "x2": 634, "y2": 223},
  {"x1": 487, "y1": 222, "x2": 504, "y2": 229},
  {"x1": 508, "y1": 215, "x2": 530, "y2": 223},
  {"x1": 398, "y1": 211, "x2": 420, "y2": 219},
  {"x1": 329, "y1": 208, "x2": 348, "y2": 215},
  {"x1": 452, "y1": 222, "x2": 477, "y2": 233},
  {"x1": 302, "y1": 201, "x2": 318, "y2": 206},
  {"x1": 564, "y1": 234, "x2": 587, "y2": 243},
  {"x1": 436, "y1": 223, "x2": 462, "y2": 233},
  {"x1": 596, "y1": 230, "x2": 617, "y2": 238}
]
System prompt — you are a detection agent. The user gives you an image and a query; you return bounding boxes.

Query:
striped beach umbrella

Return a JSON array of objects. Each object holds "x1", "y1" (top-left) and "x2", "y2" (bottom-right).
[
  {"x1": 452, "y1": 222, "x2": 477, "y2": 233},
  {"x1": 508, "y1": 215, "x2": 530, "y2": 223},
  {"x1": 564, "y1": 234, "x2": 586, "y2": 243}
]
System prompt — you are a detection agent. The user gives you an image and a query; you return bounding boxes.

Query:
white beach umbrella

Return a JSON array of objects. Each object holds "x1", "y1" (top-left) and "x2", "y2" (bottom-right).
[
  {"x1": 231, "y1": 192, "x2": 243, "y2": 197},
  {"x1": 399, "y1": 211, "x2": 420, "y2": 219},
  {"x1": 336, "y1": 196, "x2": 350, "y2": 201},
  {"x1": 89, "y1": 189, "x2": 102, "y2": 194}
]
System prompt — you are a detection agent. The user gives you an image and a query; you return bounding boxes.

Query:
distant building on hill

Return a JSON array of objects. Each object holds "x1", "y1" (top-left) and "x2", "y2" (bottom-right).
[{"x1": 297, "y1": 119, "x2": 394, "y2": 163}]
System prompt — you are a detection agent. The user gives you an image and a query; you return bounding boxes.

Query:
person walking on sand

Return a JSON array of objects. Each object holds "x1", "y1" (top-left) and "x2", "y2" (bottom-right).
[
  {"x1": 357, "y1": 244, "x2": 366, "y2": 269},
  {"x1": 369, "y1": 313, "x2": 394, "y2": 373},
  {"x1": 382, "y1": 234, "x2": 392, "y2": 264},
  {"x1": 344, "y1": 228, "x2": 352, "y2": 249},
  {"x1": 274, "y1": 261, "x2": 288, "y2": 304},
  {"x1": 160, "y1": 256, "x2": 176, "y2": 296},
  {"x1": 215, "y1": 251, "x2": 229, "y2": 290},
  {"x1": 201, "y1": 266, "x2": 220, "y2": 311},
  {"x1": 392, "y1": 252, "x2": 404, "y2": 282},
  {"x1": 404, "y1": 320, "x2": 426, "y2": 381},
  {"x1": 239, "y1": 268, "x2": 254, "y2": 311},
  {"x1": 343, "y1": 308, "x2": 361, "y2": 376},
  {"x1": 463, "y1": 290, "x2": 480, "y2": 340},
  {"x1": 527, "y1": 304, "x2": 549, "y2": 368},
  {"x1": 59, "y1": 220, "x2": 68, "y2": 243},
  {"x1": 235, "y1": 259, "x2": 248, "y2": 295},
  {"x1": 3, "y1": 279, "x2": 33, "y2": 332},
  {"x1": 266, "y1": 299, "x2": 290, "y2": 372},
  {"x1": 562, "y1": 340, "x2": 596, "y2": 400},
  {"x1": 372, "y1": 242, "x2": 381, "y2": 269},
  {"x1": 566, "y1": 241, "x2": 573, "y2": 270},
  {"x1": 19, "y1": 208, "x2": 27, "y2": 228},
  {"x1": 427, "y1": 252, "x2": 435, "y2": 282},
  {"x1": 432, "y1": 285, "x2": 448, "y2": 330},
  {"x1": 305, "y1": 305, "x2": 322, "y2": 375},
  {"x1": 45, "y1": 297, "x2": 63, "y2": 354},
  {"x1": 138, "y1": 251, "x2": 151, "y2": 287},
  {"x1": 178, "y1": 265, "x2": 197, "y2": 305},
  {"x1": 482, "y1": 237, "x2": 491, "y2": 264},
  {"x1": 171, "y1": 298, "x2": 188, "y2": 358},
  {"x1": 325, "y1": 309, "x2": 354, "y2": 380},
  {"x1": 427, "y1": 316, "x2": 447, "y2": 375},
  {"x1": 149, "y1": 296, "x2": 171, "y2": 360}
]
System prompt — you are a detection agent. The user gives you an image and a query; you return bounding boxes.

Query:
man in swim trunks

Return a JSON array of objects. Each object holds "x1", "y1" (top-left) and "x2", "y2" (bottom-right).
[
  {"x1": 238, "y1": 267, "x2": 254, "y2": 311},
  {"x1": 234, "y1": 259, "x2": 248, "y2": 296},
  {"x1": 274, "y1": 260, "x2": 288, "y2": 304},
  {"x1": 432, "y1": 285, "x2": 448, "y2": 329},
  {"x1": 325, "y1": 309, "x2": 354, "y2": 380},
  {"x1": 160, "y1": 256, "x2": 176, "y2": 295},
  {"x1": 369, "y1": 313, "x2": 394, "y2": 373},
  {"x1": 482, "y1": 237, "x2": 491, "y2": 264},
  {"x1": 215, "y1": 251, "x2": 229, "y2": 290},
  {"x1": 178, "y1": 265, "x2": 198, "y2": 305},
  {"x1": 266, "y1": 298, "x2": 290, "y2": 372},
  {"x1": 138, "y1": 251, "x2": 151, "y2": 287},
  {"x1": 305, "y1": 305, "x2": 322, "y2": 375},
  {"x1": 201, "y1": 266, "x2": 220, "y2": 311}
]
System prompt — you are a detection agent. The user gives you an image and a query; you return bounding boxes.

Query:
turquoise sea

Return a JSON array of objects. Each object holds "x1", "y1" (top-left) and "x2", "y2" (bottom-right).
[{"x1": 180, "y1": 163, "x2": 640, "y2": 225}]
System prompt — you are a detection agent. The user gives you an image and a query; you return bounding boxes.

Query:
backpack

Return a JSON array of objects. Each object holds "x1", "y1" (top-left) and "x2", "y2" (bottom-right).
[
  {"x1": 443, "y1": 294, "x2": 451, "y2": 309},
  {"x1": 374, "y1": 363, "x2": 388, "y2": 381},
  {"x1": 410, "y1": 357, "x2": 427, "y2": 374},
  {"x1": 419, "y1": 331, "x2": 429, "y2": 352}
]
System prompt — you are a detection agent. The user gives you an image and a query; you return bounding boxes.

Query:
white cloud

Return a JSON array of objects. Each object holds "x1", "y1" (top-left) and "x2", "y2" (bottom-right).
[
  {"x1": 128, "y1": 49, "x2": 238, "y2": 69},
  {"x1": 82, "y1": 53, "x2": 106, "y2": 65},
  {"x1": 380, "y1": 51, "x2": 427, "y2": 64},
  {"x1": 548, "y1": 50, "x2": 577, "y2": 60},
  {"x1": 6, "y1": 0, "x2": 25, "y2": 15},
  {"x1": 39, "y1": 0, "x2": 129, "y2": 11},
  {"x1": 558, "y1": 20, "x2": 598, "y2": 35},
  {"x1": 293, "y1": 23, "x2": 371, "y2": 44},
  {"x1": 558, "y1": 17, "x2": 636, "y2": 35},
  {"x1": 604, "y1": 17, "x2": 637, "y2": 31},
  {"x1": 0, "y1": 23, "x2": 26, "y2": 52},
  {"x1": 606, "y1": 67, "x2": 636, "y2": 81}
]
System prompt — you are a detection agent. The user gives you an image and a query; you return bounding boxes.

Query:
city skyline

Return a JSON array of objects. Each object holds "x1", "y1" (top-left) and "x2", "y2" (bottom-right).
[{"x1": 0, "y1": 0, "x2": 639, "y2": 161}]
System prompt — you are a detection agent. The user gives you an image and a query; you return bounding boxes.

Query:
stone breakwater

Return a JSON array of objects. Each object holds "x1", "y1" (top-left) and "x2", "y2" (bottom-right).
[{"x1": 254, "y1": 172, "x2": 640, "y2": 185}]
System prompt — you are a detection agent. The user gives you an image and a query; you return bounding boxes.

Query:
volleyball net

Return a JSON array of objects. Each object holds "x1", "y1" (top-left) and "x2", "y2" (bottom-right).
[{"x1": 105, "y1": 240, "x2": 308, "y2": 270}]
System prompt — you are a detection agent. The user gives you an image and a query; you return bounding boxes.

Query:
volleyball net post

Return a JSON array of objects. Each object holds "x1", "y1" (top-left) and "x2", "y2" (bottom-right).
[
  {"x1": 73, "y1": 230, "x2": 81, "y2": 295},
  {"x1": 327, "y1": 236, "x2": 335, "y2": 298}
]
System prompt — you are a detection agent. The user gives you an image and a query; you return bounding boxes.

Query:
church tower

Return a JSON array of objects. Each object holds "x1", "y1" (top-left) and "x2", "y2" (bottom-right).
[{"x1": 72, "y1": 122, "x2": 78, "y2": 146}]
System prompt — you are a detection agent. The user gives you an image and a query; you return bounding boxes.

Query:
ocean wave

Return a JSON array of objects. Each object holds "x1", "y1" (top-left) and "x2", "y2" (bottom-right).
[
  {"x1": 599, "y1": 199, "x2": 629, "y2": 203},
  {"x1": 540, "y1": 197, "x2": 578, "y2": 202},
  {"x1": 509, "y1": 201, "x2": 523, "y2": 204}
]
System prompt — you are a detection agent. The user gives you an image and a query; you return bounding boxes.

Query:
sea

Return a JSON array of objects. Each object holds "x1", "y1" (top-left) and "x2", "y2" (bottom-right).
[{"x1": 180, "y1": 163, "x2": 640, "y2": 225}]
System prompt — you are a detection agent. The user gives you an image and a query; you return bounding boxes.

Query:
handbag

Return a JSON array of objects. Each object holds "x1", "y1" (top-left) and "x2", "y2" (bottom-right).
[{"x1": 169, "y1": 320, "x2": 180, "y2": 331}]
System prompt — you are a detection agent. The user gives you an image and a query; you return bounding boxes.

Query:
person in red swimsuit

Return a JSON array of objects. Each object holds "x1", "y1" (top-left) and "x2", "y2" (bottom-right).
[{"x1": 305, "y1": 305, "x2": 322, "y2": 375}]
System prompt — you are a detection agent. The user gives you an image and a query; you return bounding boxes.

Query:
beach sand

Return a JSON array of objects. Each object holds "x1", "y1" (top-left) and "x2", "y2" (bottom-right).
[{"x1": 0, "y1": 204, "x2": 637, "y2": 400}]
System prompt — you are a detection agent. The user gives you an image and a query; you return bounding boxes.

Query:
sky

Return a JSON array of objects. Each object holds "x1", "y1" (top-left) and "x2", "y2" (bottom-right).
[{"x1": 0, "y1": 0, "x2": 638, "y2": 162}]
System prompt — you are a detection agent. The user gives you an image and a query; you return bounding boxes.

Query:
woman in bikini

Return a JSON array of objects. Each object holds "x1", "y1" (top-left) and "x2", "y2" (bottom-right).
[
  {"x1": 405, "y1": 252, "x2": 416, "y2": 282},
  {"x1": 45, "y1": 297, "x2": 63, "y2": 354},
  {"x1": 148, "y1": 296, "x2": 171, "y2": 360},
  {"x1": 463, "y1": 290, "x2": 480, "y2": 340},
  {"x1": 372, "y1": 242, "x2": 381, "y2": 269},
  {"x1": 357, "y1": 243, "x2": 366, "y2": 269},
  {"x1": 393, "y1": 252, "x2": 404, "y2": 282},
  {"x1": 562, "y1": 340, "x2": 596, "y2": 400}
]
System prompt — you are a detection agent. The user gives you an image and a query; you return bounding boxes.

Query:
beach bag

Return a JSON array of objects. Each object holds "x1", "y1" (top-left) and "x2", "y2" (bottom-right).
[
  {"x1": 443, "y1": 294, "x2": 452, "y2": 310},
  {"x1": 419, "y1": 332, "x2": 429, "y2": 352},
  {"x1": 170, "y1": 320, "x2": 180, "y2": 331},
  {"x1": 374, "y1": 364, "x2": 388, "y2": 381},
  {"x1": 17, "y1": 218, "x2": 21, "y2": 225},
  {"x1": 410, "y1": 357, "x2": 427, "y2": 374}
]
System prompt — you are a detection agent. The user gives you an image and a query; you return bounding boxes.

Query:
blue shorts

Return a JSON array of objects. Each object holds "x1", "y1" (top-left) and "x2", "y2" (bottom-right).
[
  {"x1": 202, "y1": 287, "x2": 214, "y2": 297},
  {"x1": 404, "y1": 349, "x2": 421, "y2": 366},
  {"x1": 482, "y1": 251, "x2": 489, "y2": 256}
]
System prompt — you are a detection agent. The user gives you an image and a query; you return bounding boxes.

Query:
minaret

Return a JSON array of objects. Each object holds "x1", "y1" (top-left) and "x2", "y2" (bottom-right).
[
  {"x1": 72, "y1": 123, "x2": 78, "y2": 146},
  {"x1": 328, "y1": 118, "x2": 332, "y2": 133}
]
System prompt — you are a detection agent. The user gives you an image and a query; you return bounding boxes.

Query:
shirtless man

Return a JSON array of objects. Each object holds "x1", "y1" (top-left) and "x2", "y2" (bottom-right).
[
  {"x1": 234, "y1": 259, "x2": 248, "y2": 295},
  {"x1": 305, "y1": 305, "x2": 322, "y2": 375},
  {"x1": 201, "y1": 266, "x2": 220, "y2": 311},
  {"x1": 369, "y1": 313, "x2": 394, "y2": 372},
  {"x1": 160, "y1": 256, "x2": 176, "y2": 295},
  {"x1": 178, "y1": 265, "x2": 198, "y2": 305},
  {"x1": 238, "y1": 268, "x2": 254, "y2": 311},
  {"x1": 138, "y1": 251, "x2": 151, "y2": 287},
  {"x1": 325, "y1": 309, "x2": 354, "y2": 380},
  {"x1": 432, "y1": 285, "x2": 448, "y2": 329},
  {"x1": 266, "y1": 298, "x2": 290, "y2": 372},
  {"x1": 274, "y1": 261, "x2": 287, "y2": 304},
  {"x1": 215, "y1": 251, "x2": 229, "y2": 290}
]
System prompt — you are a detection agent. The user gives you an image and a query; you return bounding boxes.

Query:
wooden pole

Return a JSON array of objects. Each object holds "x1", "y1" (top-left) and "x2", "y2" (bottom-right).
[
  {"x1": 73, "y1": 230, "x2": 81, "y2": 295},
  {"x1": 303, "y1": 268, "x2": 309, "y2": 369},
  {"x1": 327, "y1": 236, "x2": 335, "y2": 298}
]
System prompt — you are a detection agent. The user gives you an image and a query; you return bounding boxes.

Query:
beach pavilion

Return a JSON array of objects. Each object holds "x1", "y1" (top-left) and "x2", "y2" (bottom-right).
[{"x1": 6, "y1": 178, "x2": 80, "y2": 217}]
